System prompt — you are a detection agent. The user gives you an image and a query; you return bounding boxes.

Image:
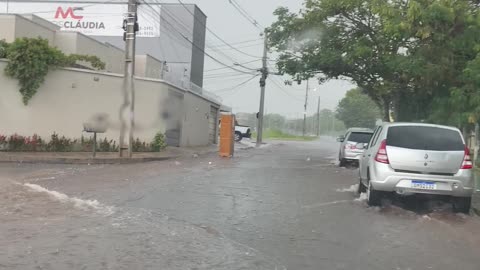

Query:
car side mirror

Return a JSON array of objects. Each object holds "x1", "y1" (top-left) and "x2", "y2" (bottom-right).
[{"x1": 336, "y1": 136, "x2": 345, "y2": 142}]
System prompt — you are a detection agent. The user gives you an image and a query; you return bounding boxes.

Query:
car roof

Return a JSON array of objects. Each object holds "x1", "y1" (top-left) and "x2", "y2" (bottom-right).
[
  {"x1": 378, "y1": 122, "x2": 460, "y2": 131},
  {"x1": 347, "y1": 127, "x2": 374, "y2": 133}
]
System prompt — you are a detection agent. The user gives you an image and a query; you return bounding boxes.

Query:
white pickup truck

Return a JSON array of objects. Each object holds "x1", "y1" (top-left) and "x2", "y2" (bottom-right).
[{"x1": 235, "y1": 124, "x2": 252, "y2": 142}]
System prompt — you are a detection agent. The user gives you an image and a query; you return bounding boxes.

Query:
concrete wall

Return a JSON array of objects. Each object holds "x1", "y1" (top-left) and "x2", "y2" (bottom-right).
[
  {"x1": 54, "y1": 31, "x2": 124, "y2": 73},
  {"x1": 0, "y1": 15, "x2": 16, "y2": 42},
  {"x1": 0, "y1": 60, "x2": 166, "y2": 142},
  {"x1": 191, "y1": 6, "x2": 207, "y2": 87},
  {"x1": 94, "y1": 3, "x2": 206, "y2": 87},
  {"x1": 181, "y1": 92, "x2": 219, "y2": 146},
  {"x1": 14, "y1": 15, "x2": 56, "y2": 44},
  {"x1": 0, "y1": 60, "x2": 220, "y2": 146},
  {"x1": 0, "y1": 14, "x2": 55, "y2": 44},
  {"x1": 53, "y1": 31, "x2": 77, "y2": 54},
  {"x1": 21, "y1": 14, "x2": 59, "y2": 31},
  {"x1": 135, "y1": 54, "x2": 164, "y2": 79}
]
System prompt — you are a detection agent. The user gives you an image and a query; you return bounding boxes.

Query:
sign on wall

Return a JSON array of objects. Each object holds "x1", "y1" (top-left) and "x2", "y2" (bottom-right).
[{"x1": 2, "y1": 1, "x2": 161, "y2": 37}]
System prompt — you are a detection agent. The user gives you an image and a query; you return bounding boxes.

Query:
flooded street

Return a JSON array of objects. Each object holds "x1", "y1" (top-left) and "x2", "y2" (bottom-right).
[{"x1": 1, "y1": 138, "x2": 480, "y2": 269}]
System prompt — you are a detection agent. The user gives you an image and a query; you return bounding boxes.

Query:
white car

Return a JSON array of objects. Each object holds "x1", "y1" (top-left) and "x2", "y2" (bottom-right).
[
  {"x1": 235, "y1": 125, "x2": 252, "y2": 142},
  {"x1": 337, "y1": 128, "x2": 374, "y2": 166}
]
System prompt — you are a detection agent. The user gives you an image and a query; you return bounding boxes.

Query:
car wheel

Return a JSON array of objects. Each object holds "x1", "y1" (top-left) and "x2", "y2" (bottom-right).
[
  {"x1": 339, "y1": 158, "x2": 347, "y2": 167},
  {"x1": 452, "y1": 196, "x2": 471, "y2": 214},
  {"x1": 234, "y1": 132, "x2": 242, "y2": 142},
  {"x1": 367, "y1": 181, "x2": 382, "y2": 206}
]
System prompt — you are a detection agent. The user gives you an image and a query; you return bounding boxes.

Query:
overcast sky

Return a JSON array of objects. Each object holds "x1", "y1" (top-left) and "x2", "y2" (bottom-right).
[{"x1": 172, "y1": 0, "x2": 356, "y2": 117}]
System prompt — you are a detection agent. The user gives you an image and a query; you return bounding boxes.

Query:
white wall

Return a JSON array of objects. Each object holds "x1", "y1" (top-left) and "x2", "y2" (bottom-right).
[
  {"x1": 0, "y1": 15, "x2": 16, "y2": 42},
  {"x1": 0, "y1": 61, "x2": 220, "y2": 146},
  {"x1": 13, "y1": 15, "x2": 55, "y2": 44},
  {"x1": 21, "y1": 14, "x2": 60, "y2": 32},
  {"x1": 135, "y1": 54, "x2": 164, "y2": 79},
  {"x1": 181, "y1": 92, "x2": 220, "y2": 146},
  {"x1": 0, "y1": 61, "x2": 166, "y2": 143}
]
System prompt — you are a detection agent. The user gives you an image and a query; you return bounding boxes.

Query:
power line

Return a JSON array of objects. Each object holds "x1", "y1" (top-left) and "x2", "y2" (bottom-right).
[
  {"x1": 268, "y1": 77, "x2": 304, "y2": 102},
  {"x1": 205, "y1": 59, "x2": 260, "y2": 72},
  {"x1": 176, "y1": 0, "x2": 263, "y2": 59},
  {"x1": 211, "y1": 74, "x2": 259, "y2": 93},
  {"x1": 209, "y1": 38, "x2": 262, "y2": 48},
  {"x1": 140, "y1": 1, "x2": 256, "y2": 75},
  {"x1": 153, "y1": 1, "x2": 243, "y2": 65},
  {"x1": 204, "y1": 73, "x2": 255, "y2": 81},
  {"x1": 213, "y1": 42, "x2": 264, "y2": 51},
  {"x1": 227, "y1": 0, "x2": 263, "y2": 30}
]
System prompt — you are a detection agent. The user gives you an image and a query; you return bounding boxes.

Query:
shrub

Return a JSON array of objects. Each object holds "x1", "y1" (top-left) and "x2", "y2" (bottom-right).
[
  {"x1": 8, "y1": 134, "x2": 25, "y2": 151},
  {"x1": 151, "y1": 132, "x2": 167, "y2": 152},
  {"x1": 3, "y1": 37, "x2": 106, "y2": 104},
  {"x1": 47, "y1": 132, "x2": 73, "y2": 152}
]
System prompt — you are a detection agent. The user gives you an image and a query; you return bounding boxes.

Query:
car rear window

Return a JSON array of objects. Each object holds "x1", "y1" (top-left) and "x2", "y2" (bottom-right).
[
  {"x1": 386, "y1": 126, "x2": 464, "y2": 151},
  {"x1": 347, "y1": 132, "x2": 372, "y2": 143}
]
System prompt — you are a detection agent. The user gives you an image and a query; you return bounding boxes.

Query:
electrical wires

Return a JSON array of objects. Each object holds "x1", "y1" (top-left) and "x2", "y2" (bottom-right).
[
  {"x1": 227, "y1": 0, "x2": 263, "y2": 30},
  {"x1": 211, "y1": 74, "x2": 259, "y2": 94},
  {"x1": 139, "y1": 0, "x2": 257, "y2": 75},
  {"x1": 176, "y1": 0, "x2": 262, "y2": 59}
]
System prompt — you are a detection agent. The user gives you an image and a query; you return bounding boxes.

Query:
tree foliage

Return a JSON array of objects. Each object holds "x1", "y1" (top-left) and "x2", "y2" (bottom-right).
[
  {"x1": 267, "y1": 0, "x2": 480, "y2": 127},
  {"x1": 336, "y1": 88, "x2": 381, "y2": 128},
  {"x1": 1, "y1": 38, "x2": 105, "y2": 105}
]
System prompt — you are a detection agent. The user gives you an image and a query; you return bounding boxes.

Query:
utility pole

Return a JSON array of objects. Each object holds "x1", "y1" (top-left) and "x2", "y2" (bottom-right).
[
  {"x1": 302, "y1": 79, "x2": 309, "y2": 137},
  {"x1": 256, "y1": 29, "x2": 268, "y2": 147},
  {"x1": 119, "y1": 0, "x2": 138, "y2": 157},
  {"x1": 316, "y1": 96, "x2": 320, "y2": 136}
]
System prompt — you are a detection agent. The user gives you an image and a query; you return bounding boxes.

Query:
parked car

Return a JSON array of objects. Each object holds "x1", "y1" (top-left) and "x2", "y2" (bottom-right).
[
  {"x1": 337, "y1": 128, "x2": 374, "y2": 167},
  {"x1": 358, "y1": 122, "x2": 474, "y2": 213},
  {"x1": 235, "y1": 125, "x2": 252, "y2": 142}
]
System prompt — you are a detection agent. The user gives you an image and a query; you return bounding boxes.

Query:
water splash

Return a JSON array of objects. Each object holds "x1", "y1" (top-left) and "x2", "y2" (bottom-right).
[
  {"x1": 24, "y1": 183, "x2": 114, "y2": 216},
  {"x1": 336, "y1": 184, "x2": 358, "y2": 193}
]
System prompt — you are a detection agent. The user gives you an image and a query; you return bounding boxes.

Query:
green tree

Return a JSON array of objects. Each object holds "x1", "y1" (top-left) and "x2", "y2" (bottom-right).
[
  {"x1": 267, "y1": 0, "x2": 480, "y2": 125},
  {"x1": 264, "y1": 113, "x2": 286, "y2": 130},
  {"x1": 3, "y1": 37, "x2": 106, "y2": 104},
  {"x1": 336, "y1": 89, "x2": 381, "y2": 129}
]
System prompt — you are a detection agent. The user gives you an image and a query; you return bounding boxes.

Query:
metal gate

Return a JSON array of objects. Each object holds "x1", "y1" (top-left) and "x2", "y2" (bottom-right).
[{"x1": 209, "y1": 106, "x2": 218, "y2": 144}]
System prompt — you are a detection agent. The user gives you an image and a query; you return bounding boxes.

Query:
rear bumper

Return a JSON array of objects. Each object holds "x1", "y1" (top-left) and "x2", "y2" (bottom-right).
[
  {"x1": 370, "y1": 163, "x2": 475, "y2": 197},
  {"x1": 343, "y1": 150, "x2": 363, "y2": 160}
]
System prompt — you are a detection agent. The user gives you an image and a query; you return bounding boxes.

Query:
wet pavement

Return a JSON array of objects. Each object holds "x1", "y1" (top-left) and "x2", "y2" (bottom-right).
[{"x1": 1, "y1": 137, "x2": 480, "y2": 269}]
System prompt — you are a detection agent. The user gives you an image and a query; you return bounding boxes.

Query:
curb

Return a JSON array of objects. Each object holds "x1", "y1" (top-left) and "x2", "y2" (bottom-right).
[{"x1": 0, "y1": 156, "x2": 175, "y2": 165}]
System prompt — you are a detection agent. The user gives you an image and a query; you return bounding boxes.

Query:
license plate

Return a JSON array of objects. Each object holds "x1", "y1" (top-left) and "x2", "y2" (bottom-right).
[{"x1": 411, "y1": 180, "x2": 436, "y2": 190}]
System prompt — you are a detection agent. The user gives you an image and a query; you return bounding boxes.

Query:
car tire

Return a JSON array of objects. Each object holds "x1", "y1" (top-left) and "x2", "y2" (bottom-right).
[
  {"x1": 452, "y1": 196, "x2": 471, "y2": 214},
  {"x1": 367, "y1": 181, "x2": 382, "y2": 206},
  {"x1": 339, "y1": 158, "x2": 347, "y2": 167},
  {"x1": 234, "y1": 131, "x2": 242, "y2": 142}
]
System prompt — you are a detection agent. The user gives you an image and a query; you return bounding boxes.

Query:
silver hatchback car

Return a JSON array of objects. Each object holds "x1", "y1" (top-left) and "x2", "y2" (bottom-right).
[
  {"x1": 358, "y1": 123, "x2": 475, "y2": 213},
  {"x1": 337, "y1": 128, "x2": 374, "y2": 166}
]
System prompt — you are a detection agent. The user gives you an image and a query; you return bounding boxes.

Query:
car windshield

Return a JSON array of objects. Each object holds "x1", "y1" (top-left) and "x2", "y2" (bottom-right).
[
  {"x1": 347, "y1": 132, "x2": 372, "y2": 143},
  {"x1": 387, "y1": 126, "x2": 464, "y2": 151}
]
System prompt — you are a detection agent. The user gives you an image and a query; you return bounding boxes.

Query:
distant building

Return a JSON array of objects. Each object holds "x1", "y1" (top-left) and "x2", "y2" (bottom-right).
[{"x1": 0, "y1": 1, "x2": 206, "y2": 88}]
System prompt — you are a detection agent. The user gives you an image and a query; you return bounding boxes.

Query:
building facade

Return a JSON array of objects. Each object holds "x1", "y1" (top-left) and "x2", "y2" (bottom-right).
[{"x1": 0, "y1": 1, "x2": 207, "y2": 88}]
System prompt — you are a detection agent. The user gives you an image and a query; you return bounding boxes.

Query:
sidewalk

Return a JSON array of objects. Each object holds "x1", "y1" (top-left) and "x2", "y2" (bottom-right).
[{"x1": 0, "y1": 145, "x2": 218, "y2": 164}]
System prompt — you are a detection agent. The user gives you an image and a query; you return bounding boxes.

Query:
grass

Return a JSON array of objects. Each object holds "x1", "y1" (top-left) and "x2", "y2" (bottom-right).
[{"x1": 252, "y1": 129, "x2": 318, "y2": 141}]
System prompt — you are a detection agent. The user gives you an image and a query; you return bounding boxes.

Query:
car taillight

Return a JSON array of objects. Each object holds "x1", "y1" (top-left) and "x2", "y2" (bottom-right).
[
  {"x1": 374, "y1": 139, "x2": 389, "y2": 164},
  {"x1": 345, "y1": 144, "x2": 356, "y2": 150},
  {"x1": 461, "y1": 146, "x2": 473, "y2": 169}
]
